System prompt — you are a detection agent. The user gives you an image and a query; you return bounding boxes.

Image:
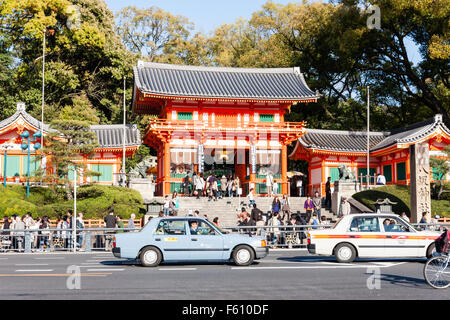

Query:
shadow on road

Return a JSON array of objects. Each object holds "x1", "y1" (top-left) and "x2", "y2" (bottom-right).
[
  {"x1": 376, "y1": 273, "x2": 429, "y2": 289},
  {"x1": 276, "y1": 256, "x2": 426, "y2": 264}
]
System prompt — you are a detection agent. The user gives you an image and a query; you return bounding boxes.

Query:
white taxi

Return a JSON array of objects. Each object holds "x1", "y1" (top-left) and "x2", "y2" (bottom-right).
[{"x1": 307, "y1": 213, "x2": 440, "y2": 263}]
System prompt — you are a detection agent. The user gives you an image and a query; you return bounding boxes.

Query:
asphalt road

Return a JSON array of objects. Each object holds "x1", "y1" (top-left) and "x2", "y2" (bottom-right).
[{"x1": 0, "y1": 250, "x2": 446, "y2": 300}]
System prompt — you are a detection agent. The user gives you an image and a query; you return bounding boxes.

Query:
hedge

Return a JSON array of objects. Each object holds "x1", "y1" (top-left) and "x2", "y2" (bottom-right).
[{"x1": 0, "y1": 184, "x2": 145, "y2": 219}]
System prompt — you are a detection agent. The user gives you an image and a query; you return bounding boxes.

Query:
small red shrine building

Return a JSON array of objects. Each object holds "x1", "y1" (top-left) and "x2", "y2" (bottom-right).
[
  {"x1": 0, "y1": 103, "x2": 141, "y2": 185},
  {"x1": 132, "y1": 61, "x2": 320, "y2": 196},
  {"x1": 289, "y1": 115, "x2": 450, "y2": 196}
]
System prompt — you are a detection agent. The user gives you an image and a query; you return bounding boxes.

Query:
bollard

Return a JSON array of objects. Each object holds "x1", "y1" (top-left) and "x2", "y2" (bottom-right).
[
  {"x1": 24, "y1": 231, "x2": 31, "y2": 253},
  {"x1": 85, "y1": 231, "x2": 91, "y2": 252}
]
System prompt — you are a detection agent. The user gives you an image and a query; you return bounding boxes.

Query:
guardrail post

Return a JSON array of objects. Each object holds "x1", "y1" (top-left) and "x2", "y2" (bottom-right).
[
  {"x1": 85, "y1": 231, "x2": 91, "y2": 252},
  {"x1": 24, "y1": 231, "x2": 31, "y2": 253}
]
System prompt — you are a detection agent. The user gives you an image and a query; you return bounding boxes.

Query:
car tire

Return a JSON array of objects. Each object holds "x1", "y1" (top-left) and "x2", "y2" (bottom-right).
[
  {"x1": 140, "y1": 246, "x2": 162, "y2": 267},
  {"x1": 233, "y1": 245, "x2": 254, "y2": 266},
  {"x1": 335, "y1": 243, "x2": 356, "y2": 263},
  {"x1": 426, "y1": 243, "x2": 436, "y2": 259}
]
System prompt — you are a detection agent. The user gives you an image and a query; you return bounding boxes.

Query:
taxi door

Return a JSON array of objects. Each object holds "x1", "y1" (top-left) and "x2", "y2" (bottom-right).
[
  {"x1": 153, "y1": 219, "x2": 191, "y2": 261},
  {"x1": 187, "y1": 219, "x2": 224, "y2": 261},
  {"x1": 381, "y1": 217, "x2": 420, "y2": 257},
  {"x1": 347, "y1": 216, "x2": 385, "y2": 257}
]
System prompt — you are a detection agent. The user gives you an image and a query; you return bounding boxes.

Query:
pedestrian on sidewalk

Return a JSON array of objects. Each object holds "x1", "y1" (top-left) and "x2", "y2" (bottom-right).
[
  {"x1": 104, "y1": 211, "x2": 117, "y2": 250},
  {"x1": 281, "y1": 194, "x2": 291, "y2": 221},
  {"x1": 266, "y1": 172, "x2": 273, "y2": 197},
  {"x1": 247, "y1": 188, "x2": 255, "y2": 207},
  {"x1": 312, "y1": 191, "x2": 322, "y2": 222},
  {"x1": 325, "y1": 177, "x2": 332, "y2": 209},
  {"x1": 128, "y1": 213, "x2": 136, "y2": 231},
  {"x1": 304, "y1": 196, "x2": 314, "y2": 223}
]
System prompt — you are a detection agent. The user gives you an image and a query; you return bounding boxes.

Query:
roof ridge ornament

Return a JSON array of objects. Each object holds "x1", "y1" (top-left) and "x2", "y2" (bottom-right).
[
  {"x1": 435, "y1": 114, "x2": 443, "y2": 123},
  {"x1": 293, "y1": 67, "x2": 301, "y2": 74},
  {"x1": 16, "y1": 102, "x2": 26, "y2": 112}
]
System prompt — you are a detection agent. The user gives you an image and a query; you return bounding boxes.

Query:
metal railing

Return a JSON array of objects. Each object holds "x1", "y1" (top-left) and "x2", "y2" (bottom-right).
[{"x1": 0, "y1": 223, "x2": 448, "y2": 253}]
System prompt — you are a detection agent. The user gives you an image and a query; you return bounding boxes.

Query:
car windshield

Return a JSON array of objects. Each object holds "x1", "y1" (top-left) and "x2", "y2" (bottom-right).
[{"x1": 394, "y1": 216, "x2": 417, "y2": 232}]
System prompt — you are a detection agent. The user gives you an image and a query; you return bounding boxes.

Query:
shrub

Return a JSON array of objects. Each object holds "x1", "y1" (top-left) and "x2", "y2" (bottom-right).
[{"x1": 0, "y1": 184, "x2": 145, "y2": 219}]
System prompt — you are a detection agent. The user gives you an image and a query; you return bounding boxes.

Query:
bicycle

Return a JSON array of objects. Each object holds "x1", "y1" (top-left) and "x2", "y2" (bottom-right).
[{"x1": 423, "y1": 252, "x2": 450, "y2": 289}]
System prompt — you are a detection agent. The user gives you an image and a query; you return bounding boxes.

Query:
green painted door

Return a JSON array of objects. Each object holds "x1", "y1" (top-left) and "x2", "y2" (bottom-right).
[
  {"x1": 396, "y1": 162, "x2": 406, "y2": 181},
  {"x1": 92, "y1": 164, "x2": 113, "y2": 182},
  {"x1": 6, "y1": 155, "x2": 20, "y2": 177},
  {"x1": 358, "y1": 168, "x2": 376, "y2": 183},
  {"x1": 22, "y1": 155, "x2": 40, "y2": 176},
  {"x1": 330, "y1": 167, "x2": 340, "y2": 183},
  {"x1": 383, "y1": 165, "x2": 392, "y2": 183}
]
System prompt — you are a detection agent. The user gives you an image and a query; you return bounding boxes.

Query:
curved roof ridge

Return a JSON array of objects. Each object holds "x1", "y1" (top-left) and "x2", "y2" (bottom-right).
[
  {"x1": 303, "y1": 128, "x2": 388, "y2": 136},
  {"x1": 0, "y1": 104, "x2": 50, "y2": 133},
  {"x1": 137, "y1": 60, "x2": 299, "y2": 74}
]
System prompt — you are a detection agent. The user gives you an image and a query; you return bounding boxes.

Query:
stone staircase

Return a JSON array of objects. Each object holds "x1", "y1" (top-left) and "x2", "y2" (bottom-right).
[{"x1": 152, "y1": 196, "x2": 336, "y2": 227}]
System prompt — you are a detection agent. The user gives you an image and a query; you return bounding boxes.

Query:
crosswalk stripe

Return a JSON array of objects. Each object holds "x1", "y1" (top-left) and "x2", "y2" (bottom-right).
[
  {"x1": 15, "y1": 269, "x2": 54, "y2": 272},
  {"x1": 158, "y1": 268, "x2": 197, "y2": 271},
  {"x1": 86, "y1": 268, "x2": 124, "y2": 272}
]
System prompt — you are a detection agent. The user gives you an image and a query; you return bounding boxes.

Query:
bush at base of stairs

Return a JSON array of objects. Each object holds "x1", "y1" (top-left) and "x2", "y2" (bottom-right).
[{"x1": 0, "y1": 184, "x2": 145, "y2": 220}]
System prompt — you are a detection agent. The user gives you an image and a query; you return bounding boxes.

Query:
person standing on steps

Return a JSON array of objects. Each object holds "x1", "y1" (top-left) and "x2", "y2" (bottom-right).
[{"x1": 325, "y1": 177, "x2": 332, "y2": 210}]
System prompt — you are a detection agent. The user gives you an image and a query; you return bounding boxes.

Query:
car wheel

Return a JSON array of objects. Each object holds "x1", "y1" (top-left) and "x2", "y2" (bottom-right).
[
  {"x1": 335, "y1": 243, "x2": 356, "y2": 263},
  {"x1": 233, "y1": 245, "x2": 254, "y2": 266},
  {"x1": 140, "y1": 247, "x2": 162, "y2": 267},
  {"x1": 426, "y1": 243, "x2": 436, "y2": 259}
]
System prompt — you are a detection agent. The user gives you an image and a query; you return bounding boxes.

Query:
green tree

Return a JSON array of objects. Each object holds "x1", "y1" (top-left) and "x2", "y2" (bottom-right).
[
  {"x1": 430, "y1": 145, "x2": 450, "y2": 200},
  {"x1": 115, "y1": 6, "x2": 194, "y2": 63},
  {"x1": 37, "y1": 104, "x2": 99, "y2": 199},
  {"x1": 0, "y1": 0, "x2": 134, "y2": 123}
]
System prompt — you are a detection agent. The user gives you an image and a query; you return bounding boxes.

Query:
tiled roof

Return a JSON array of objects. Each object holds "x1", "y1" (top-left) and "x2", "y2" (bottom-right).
[
  {"x1": 0, "y1": 104, "x2": 141, "y2": 149},
  {"x1": 90, "y1": 124, "x2": 141, "y2": 148},
  {"x1": 296, "y1": 115, "x2": 449, "y2": 154},
  {"x1": 0, "y1": 103, "x2": 50, "y2": 132},
  {"x1": 371, "y1": 115, "x2": 449, "y2": 151},
  {"x1": 134, "y1": 61, "x2": 320, "y2": 101},
  {"x1": 298, "y1": 128, "x2": 388, "y2": 153}
]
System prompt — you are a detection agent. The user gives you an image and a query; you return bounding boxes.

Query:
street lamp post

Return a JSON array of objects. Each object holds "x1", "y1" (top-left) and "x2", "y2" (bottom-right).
[
  {"x1": 20, "y1": 130, "x2": 42, "y2": 197},
  {"x1": 2, "y1": 142, "x2": 14, "y2": 187}
]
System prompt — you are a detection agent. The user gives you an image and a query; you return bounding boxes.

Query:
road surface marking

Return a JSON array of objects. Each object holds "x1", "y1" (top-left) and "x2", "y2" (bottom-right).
[
  {"x1": 86, "y1": 268, "x2": 125, "y2": 272},
  {"x1": 15, "y1": 269, "x2": 54, "y2": 272},
  {"x1": 158, "y1": 268, "x2": 197, "y2": 271},
  {"x1": 0, "y1": 273, "x2": 111, "y2": 277},
  {"x1": 79, "y1": 265, "x2": 123, "y2": 268},
  {"x1": 231, "y1": 263, "x2": 406, "y2": 270}
]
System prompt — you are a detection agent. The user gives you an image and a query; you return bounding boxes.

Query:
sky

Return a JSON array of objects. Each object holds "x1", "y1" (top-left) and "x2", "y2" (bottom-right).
[
  {"x1": 105, "y1": 0, "x2": 298, "y2": 34},
  {"x1": 104, "y1": 0, "x2": 422, "y2": 65}
]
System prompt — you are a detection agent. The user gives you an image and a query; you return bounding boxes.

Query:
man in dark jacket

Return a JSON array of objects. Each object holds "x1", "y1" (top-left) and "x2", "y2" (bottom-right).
[
  {"x1": 104, "y1": 211, "x2": 117, "y2": 250},
  {"x1": 251, "y1": 204, "x2": 263, "y2": 223},
  {"x1": 104, "y1": 211, "x2": 117, "y2": 229}
]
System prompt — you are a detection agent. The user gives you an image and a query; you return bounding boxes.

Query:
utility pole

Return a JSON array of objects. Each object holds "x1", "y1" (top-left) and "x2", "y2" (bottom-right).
[
  {"x1": 122, "y1": 77, "x2": 126, "y2": 184},
  {"x1": 41, "y1": 28, "x2": 46, "y2": 176},
  {"x1": 367, "y1": 86, "x2": 370, "y2": 189}
]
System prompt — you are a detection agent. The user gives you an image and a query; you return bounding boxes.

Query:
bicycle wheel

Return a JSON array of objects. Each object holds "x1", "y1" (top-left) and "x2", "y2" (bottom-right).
[{"x1": 423, "y1": 255, "x2": 450, "y2": 289}]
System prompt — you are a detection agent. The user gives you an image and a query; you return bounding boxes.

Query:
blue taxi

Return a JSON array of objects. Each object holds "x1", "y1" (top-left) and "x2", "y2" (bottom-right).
[{"x1": 112, "y1": 217, "x2": 268, "y2": 267}]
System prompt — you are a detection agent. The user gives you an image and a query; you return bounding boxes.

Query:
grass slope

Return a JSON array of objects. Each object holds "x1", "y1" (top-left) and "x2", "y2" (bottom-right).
[{"x1": 352, "y1": 185, "x2": 450, "y2": 217}]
